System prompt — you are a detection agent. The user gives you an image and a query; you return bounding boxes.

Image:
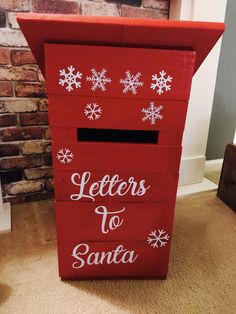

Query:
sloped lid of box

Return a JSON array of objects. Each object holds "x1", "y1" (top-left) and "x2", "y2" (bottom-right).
[{"x1": 17, "y1": 13, "x2": 224, "y2": 76}]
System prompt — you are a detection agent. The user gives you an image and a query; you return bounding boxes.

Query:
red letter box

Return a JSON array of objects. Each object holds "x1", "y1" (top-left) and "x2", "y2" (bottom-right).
[{"x1": 18, "y1": 14, "x2": 224, "y2": 280}]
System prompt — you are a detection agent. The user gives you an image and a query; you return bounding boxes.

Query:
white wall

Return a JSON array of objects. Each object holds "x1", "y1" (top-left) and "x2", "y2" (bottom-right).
[{"x1": 170, "y1": 0, "x2": 227, "y2": 186}]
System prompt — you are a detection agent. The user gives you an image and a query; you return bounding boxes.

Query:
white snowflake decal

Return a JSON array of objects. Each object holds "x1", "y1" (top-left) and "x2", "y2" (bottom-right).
[
  {"x1": 150, "y1": 70, "x2": 172, "y2": 95},
  {"x1": 59, "y1": 65, "x2": 82, "y2": 92},
  {"x1": 56, "y1": 148, "x2": 74, "y2": 164},
  {"x1": 147, "y1": 229, "x2": 170, "y2": 248},
  {"x1": 86, "y1": 68, "x2": 112, "y2": 92},
  {"x1": 84, "y1": 103, "x2": 102, "y2": 120},
  {"x1": 142, "y1": 102, "x2": 163, "y2": 125},
  {"x1": 120, "y1": 71, "x2": 144, "y2": 95}
]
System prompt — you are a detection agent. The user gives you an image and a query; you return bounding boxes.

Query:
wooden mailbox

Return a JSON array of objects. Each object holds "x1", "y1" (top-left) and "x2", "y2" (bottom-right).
[{"x1": 18, "y1": 14, "x2": 224, "y2": 280}]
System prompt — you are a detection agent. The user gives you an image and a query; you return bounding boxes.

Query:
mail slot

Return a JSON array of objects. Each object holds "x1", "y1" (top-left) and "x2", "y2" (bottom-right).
[{"x1": 18, "y1": 14, "x2": 224, "y2": 280}]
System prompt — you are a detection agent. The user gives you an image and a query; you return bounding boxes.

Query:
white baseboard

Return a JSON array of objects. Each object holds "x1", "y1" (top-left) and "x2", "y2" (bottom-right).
[
  {"x1": 177, "y1": 177, "x2": 218, "y2": 197},
  {"x1": 204, "y1": 159, "x2": 223, "y2": 174},
  {"x1": 0, "y1": 202, "x2": 11, "y2": 234},
  {"x1": 178, "y1": 155, "x2": 206, "y2": 186}
]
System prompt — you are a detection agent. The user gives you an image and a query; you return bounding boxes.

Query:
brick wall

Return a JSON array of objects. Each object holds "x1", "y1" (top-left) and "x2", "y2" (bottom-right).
[{"x1": 0, "y1": 0, "x2": 170, "y2": 204}]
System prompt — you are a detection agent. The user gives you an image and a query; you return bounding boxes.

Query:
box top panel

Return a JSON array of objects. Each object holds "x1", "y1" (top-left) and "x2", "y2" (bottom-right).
[{"x1": 17, "y1": 13, "x2": 224, "y2": 76}]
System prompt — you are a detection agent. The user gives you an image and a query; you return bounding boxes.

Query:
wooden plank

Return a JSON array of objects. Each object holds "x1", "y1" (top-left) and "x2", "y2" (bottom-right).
[
  {"x1": 55, "y1": 201, "x2": 175, "y2": 242},
  {"x1": 52, "y1": 142, "x2": 182, "y2": 173},
  {"x1": 51, "y1": 127, "x2": 184, "y2": 146},
  {"x1": 54, "y1": 171, "x2": 179, "y2": 203},
  {"x1": 57, "y1": 240, "x2": 171, "y2": 279},
  {"x1": 45, "y1": 44, "x2": 195, "y2": 101},
  {"x1": 48, "y1": 95, "x2": 188, "y2": 132}
]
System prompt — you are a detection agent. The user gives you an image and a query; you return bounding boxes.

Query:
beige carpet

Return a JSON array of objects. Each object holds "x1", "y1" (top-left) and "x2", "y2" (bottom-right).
[{"x1": 0, "y1": 192, "x2": 235, "y2": 314}]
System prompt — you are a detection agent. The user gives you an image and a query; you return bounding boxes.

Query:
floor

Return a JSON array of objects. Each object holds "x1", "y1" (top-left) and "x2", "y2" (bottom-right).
[{"x1": 0, "y1": 178, "x2": 236, "y2": 313}]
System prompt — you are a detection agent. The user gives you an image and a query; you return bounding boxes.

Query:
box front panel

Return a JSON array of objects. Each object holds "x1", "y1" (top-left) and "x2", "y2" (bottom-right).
[{"x1": 43, "y1": 42, "x2": 195, "y2": 280}]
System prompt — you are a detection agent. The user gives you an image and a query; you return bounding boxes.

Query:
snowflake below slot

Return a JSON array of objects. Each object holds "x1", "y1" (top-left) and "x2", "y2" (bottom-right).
[
  {"x1": 86, "y1": 68, "x2": 112, "y2": 91},
  {"x1": 142, "y1": 102, "x2": 163, "y2": 125},
  {"x1": 84, "y1": 103, "x2": 102, "y2": 120},
  {"x1": 150, "y1": 70, "x2": 172, "y2": 95},
  {"x1": 120, "y1": 71, "x2": 144, "y2": 95},
  {"x1": 59, "y1": 65, "x2": 82, "y2": 92},
  {"x1": 56, "y1": 148, "x2": 74, "y2": 164},
  {"x1": 147, "y1": 229, "x2": 170, "y2": 248}
]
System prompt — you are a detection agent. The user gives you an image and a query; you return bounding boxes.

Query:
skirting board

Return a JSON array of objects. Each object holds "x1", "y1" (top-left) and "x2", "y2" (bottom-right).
[
  {"x1": 177, "y1": 177, "x2": 218, "y2": 197},
  {"x1": 0, "y1": 202, "x2": 11, "y2": 234},
  {"x1": 179, "y1": 155, "x2": 206, "y2": 186}
]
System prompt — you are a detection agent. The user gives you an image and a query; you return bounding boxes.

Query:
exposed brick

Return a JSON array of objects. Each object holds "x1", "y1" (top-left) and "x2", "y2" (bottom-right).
[
  {"x1": 0, "y1": 48, "x2": 10, "y2": 65},
  {"x1": 43, "y1": 127, "x2": 51, "y2": 140},
  {"x1": 11, "y1": 50, "x2": 36, "y2": 66},
  {"x1": 142, "y1": 0, "x2": 169, "y2": 10},
  {"x1": 1, "y1": 169, "x2": 23, "y2": 184},
  {"x1": 5, "y1": 180, "x2": 44, "y2": 195},
  {"x1": 0, "y1": 143, "x2": 20, "y2": 157},
  {"x1": 2, "y1": 194, "x2": 26, "y2": 204},
  {"x1": 0, "y1": 82, "x2": 13, "y2": 97},
  {"x1": 43, "y1": 154, "x2": 52, "y2": 166},
  {"x1": 0, "y1": 113, "x2": 17, "y2": 126},
  {"x1": 0, "y1": 47, "x2": 11, "y2": 65},
  {"x1": 24, "y1": 191, "x2": 54, "y2": 202},
  {"x1": 0, "y1": 11, "x2": 6, "y2": 28},
  {"x1": 0, "y1": 98, "x2": 38, "y2": 113},
  {"x1": 0, "y1": 66, "x2": 38, "y2": 81},
  {"x1": 80, "y1": 1, "x2": 119, "y2": 16},
  {"x1": 0, "y1": 155, "x2": 43, "y2": 170},
  {"x1": 45, "y1": 178, "x2": 54, "y2": 191},
  {"x1": 0, "y1": 126, "x2": 43, "y2": 142},
  {"x1": 20, "y1": 112, "x2": 49, "y2": 126},
  {"x1": 21, "y1": 140, "x2": 51, "y2": 155},
  {"x1": 24, "y1": 167, "x2": 53, "y2": 180},
  {"x1": 8, "y1": 12, "x2": 19, "y2": 29},
  {"x1": 121, "y1": 4, "x2": 156, "y2": 18},
  {"x1": 15, "y1": 82, "x2": 46, "y2": 97},
  {"x1": 38, "y1": 69, "x2": 45, "y2": 82},
  {"x1": 0, "y1": 0, "x2": 30, "y2": 11},
  {"x1": 37, "y1": 99, "x2": 48, "y2": 111},
  {"x1": 0, "y1": 29, "x2": 27, "y2": 47},
  {"x1": 155, "y1": 10, "x2": 168, "y2": 19},
  {"x1": 32, "y1": 0, "x2": 78, "y2": 14}
]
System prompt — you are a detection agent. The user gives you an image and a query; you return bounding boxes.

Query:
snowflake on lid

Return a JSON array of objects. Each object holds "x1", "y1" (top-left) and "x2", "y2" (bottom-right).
[
  {"x1": 58, "y1": 65, "x2": 82, "y2": 92},
  {"x1": 147, "y1": 229, "x2": 170, "y2": 248},
  {"x1": 150, "y1": 70, "x2": 172, "y2": 95},
  {"x1": 84, "y1": 103, "x2": 102, "y2": 120},
  {"x1": 56, "y1": 148, "x2": 74, "y2": 164},
  {"x1": 86, "y1": 68, "x2": 112, "y2": 92},
  {"x1": 142, "y1": 102, "x2": 163, "y2": 125},
  {"x1": 120, "y1": 71, "x2": 144, "y2": 95}
]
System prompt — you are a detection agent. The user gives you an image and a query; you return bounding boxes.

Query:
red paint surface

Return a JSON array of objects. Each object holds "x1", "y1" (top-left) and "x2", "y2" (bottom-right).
[
  {"x1": 52, "y1": 142, "x2": 182, "y2": 173},
  {"x1": 54, "y1": 171, "x2": 179, "y2": 203},
  {"x1": 17, "y1": 14, "x2": 225, "y2": 280},
  {"x1": 45, "y1": 44, "x2": 195, "y2": 101},
  {"x1": 55, "y1": 201, "x2": 175, "y2": 241},
  {"x1": 17, "y1": 14, "x2": 224, "y2": 76},
  {"x1": 48, "y1": 95, "x2": 188, "y2": 132},
  {"x1": 57, "y1": 240, "x2": 171, "y2": 279}
]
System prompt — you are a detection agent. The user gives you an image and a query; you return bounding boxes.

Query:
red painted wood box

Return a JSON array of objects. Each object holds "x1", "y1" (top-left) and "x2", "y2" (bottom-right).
[{"x1": 18, "y1": 14, "x2": 224, "y2": 280}]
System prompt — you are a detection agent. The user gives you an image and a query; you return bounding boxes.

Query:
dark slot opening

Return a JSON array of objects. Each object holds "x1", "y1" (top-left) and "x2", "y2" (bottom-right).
[{"x1": 77, "y1": 128, "x2": 158, "y2": 144}]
